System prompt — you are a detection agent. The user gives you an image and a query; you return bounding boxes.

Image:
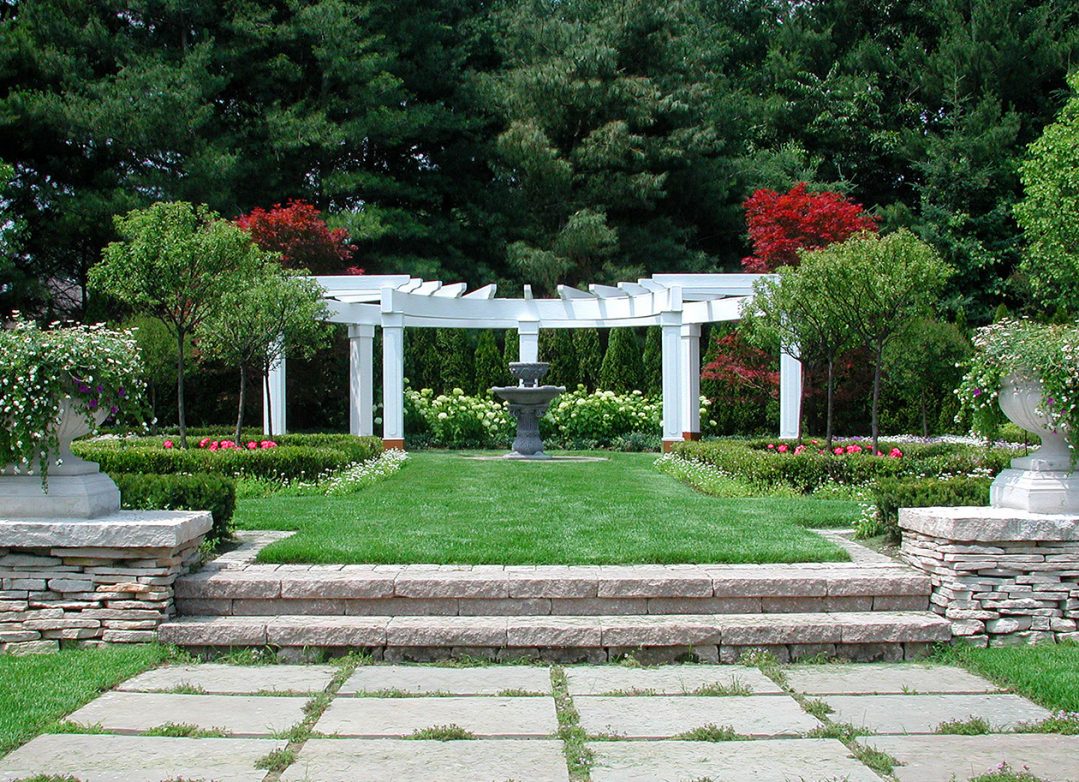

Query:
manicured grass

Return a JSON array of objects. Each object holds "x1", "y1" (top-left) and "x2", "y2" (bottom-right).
[
  {"x1": 237, "y1": 451, "x2": 856, "y2": 564},
  {"x1": 941, "y1": 641, "x2": 1079, "y2": 712},
  {"x1": 0, "y1": 644, "x2": 173, "y2": 756}
]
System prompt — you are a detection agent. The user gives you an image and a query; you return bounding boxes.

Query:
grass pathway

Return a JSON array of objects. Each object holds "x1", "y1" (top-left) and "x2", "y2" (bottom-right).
[{"x1": 237, "y1": 451, "x2": 857, "y2": 565}]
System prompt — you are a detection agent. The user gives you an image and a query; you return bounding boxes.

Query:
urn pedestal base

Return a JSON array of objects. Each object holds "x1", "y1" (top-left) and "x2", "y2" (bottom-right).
[
  {"x1": 0, "y1": 471, "x2": 120, "y2": 519},
  {"x1": 990, "y1": 468, "x2": 1079, "y2": 515}
]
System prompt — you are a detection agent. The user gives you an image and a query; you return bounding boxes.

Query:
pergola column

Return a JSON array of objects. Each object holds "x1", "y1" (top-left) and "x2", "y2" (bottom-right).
[
  {"x1": 518, "y1": 321, "x2": 539, "y2": 363},
  {"x1": 381, "y1": 314, "x2": 405, "y2": 450},
  {"x1": 348, "y1": 324, "x2": 375, "y2": 437},
  {"x1": 660, "y1": 313, "x2": 684, "y2": 452},
  {"x1": 779, "y1": 347, "x2": 803, "y2": 440},
  {"x1": 679, "y1": 324, "x2": 701, "y2": 441},
  {"x1": 263, "y1": 338, "x2": 286, "y2": 436}
]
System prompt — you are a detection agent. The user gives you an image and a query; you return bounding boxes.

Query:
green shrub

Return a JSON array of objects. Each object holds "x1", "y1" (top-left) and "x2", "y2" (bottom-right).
[
  {"x1": 111, "y1": 472, "x2": 236, "y2": 543},
  {"x1": 542, "y1": 387, "x2": 661, "y2": 444},
  {"x1": 74, "y1": 433, "x2": 381, "y2": 482},
  {"x1": 405, "y1": 387, "x2": 512, "y2": 448},
  {"x1": 672, "y1": 438, "x2": 1016, "y2": 494},
  {"x1": 871, "y1": 476, "x2": 992, "y2": 541}
]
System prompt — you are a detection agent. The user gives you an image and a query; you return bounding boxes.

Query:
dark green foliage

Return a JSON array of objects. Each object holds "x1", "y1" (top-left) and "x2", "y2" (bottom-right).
[
  {"x1": 75, "y1": 434, "x2": 381, "y2": 483},
  {"x1": 112, "y1": 472, "x2": 236, "y2": 543},
  {"x1": 540, "y1": 329, "x2": 578, "y2": 388},
  {"x1": 406, "y1": 329, "x2": 442, "y2": 393},
  {"x1": 472, "y1": 330, "x2": 506, "y2": 395},
  {"x1": 882, "y1": 318, "x2": 972, "y2": 437},
  {"x1": 642, "y1": 326, "x2": 662, "y2": 396},
  {"x1": 599, "y1": 329, "x2": 643, "y2": 392},
  {"x1": 872, "y1": 476, "x2": 992, "y2": 541},
  {"x1": 674, "y1": 439, "x2": 1013, "y2": 495},
  {"x1": 436, "y1": 329, "x2": 473, "y2": 392},
  {"x1": 502, "y1": 329, "x2": 519, "y2": 366},
  {"x1": 574, "y1": 329, "x2": 602, "y2": 390}
]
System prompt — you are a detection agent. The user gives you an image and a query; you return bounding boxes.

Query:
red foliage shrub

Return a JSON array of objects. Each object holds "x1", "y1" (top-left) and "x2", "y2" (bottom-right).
[
  {"x1": 236, "y1": 200, "x2": 360, "y2": 275},
  {"x1": 740, "y1": 183, "x2": 878, "y2": 272},
  {"x1": 702, "y1": 331, "x2": 779, "y2": 396}
]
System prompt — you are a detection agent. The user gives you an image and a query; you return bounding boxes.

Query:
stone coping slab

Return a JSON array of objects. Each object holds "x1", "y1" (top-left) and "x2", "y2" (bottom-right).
[
  {"x1": 574, "y1": 694, "x2": 820, "y2": 738},
  {"x1": 314, "y1": 695, "x2": 559, "y2": 737},
  {"x1": 339, "y1": 664, "x2": 552, "y2": 695},
  {"x1": 65, "y1": 691, "x2": 307, "y2": 736},
  {"x1": 0, "y1": 510, "x2": 212, "y2": 549},
  {"x1": 564, "y1": 664, "x2": 783, "y2": 695},
  {"x1": 589, "y1": 738, "x2": 883, "y2": 782},
  {"x1": 784, "y1": 663, "x2": 1001, "y2": 695},
  {"x1": 118, "y1": 663, "x2": 336, "y2": 694},
  {"x1": 282, "y1": 738, "x2": 570, "y2": 782},
  {"x1": 0, "y1": 733, "x2": 285, "y2": 782},
  {"x1": 900, "y1": 506, "x2": 1079, "y2": 542},
  {"x1": 865, "y1": 733, "x2": 1079, "y2": 782},
  {"x1": 821, "y1": 693, "x2": 1052, "y2": 734}
]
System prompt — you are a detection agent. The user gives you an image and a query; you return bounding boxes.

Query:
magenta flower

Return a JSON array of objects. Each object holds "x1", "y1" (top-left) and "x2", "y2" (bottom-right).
[
  {"x1": 163, "y1": 440, "x2": 174, "y2": 449},
  {"x1": 777, "y1": 444, "x2": 789, "y2": 453}
]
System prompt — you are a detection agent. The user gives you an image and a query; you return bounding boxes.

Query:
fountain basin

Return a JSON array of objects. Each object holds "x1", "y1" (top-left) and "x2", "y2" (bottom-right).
[{"x1": 491, "y1": 362, "x2": 564, "y2": 459}]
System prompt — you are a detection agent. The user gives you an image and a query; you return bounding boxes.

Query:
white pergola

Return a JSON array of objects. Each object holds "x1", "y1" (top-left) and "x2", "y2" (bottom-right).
[{"x1": 263, "y1": 274, "x2": 802, "y2": 449}]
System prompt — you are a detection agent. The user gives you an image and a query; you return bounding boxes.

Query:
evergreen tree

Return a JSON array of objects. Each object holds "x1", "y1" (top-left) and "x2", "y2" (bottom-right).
[
  {"x1": 642, "y1": 326, "x2": 663, "y2": 397},
  {"x1": 540, "y1": 329, "x2": 579, "y2": 388},
  {"x1": 503, "y1": 329, "x2": 519, "y2": 367},
  {"x1": 599, "y1": 328, "x2": 644, "y2": 392},
  {"x1": 473, "y1": 330, "x2": 505, "y2": 395},
  {"x1": 574, "y1": 328, "x2": 603, "y2": 390},
  {"x1": 437, "y1": 328, "x2": 473, "y2": 392},
  {"x1": 405, "y1": 329, "x2": 441, "y2": 392}
]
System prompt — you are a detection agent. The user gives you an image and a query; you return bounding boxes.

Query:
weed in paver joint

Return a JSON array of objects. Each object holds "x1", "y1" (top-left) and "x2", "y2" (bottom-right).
[
  {"x1": 44, "y1": 721, "x2": 106, "y2": 735},
  {"x1": 807, "y1": 722, "x2": 871, "y2": 741},
  {"x1": 497, "y1": 689, "x2": 546, "y2": 697},
  {"x1": 164, "y1": 683, "x2": 207, "y2": 695},
  {"x1": 601, "y1": 688, "x2": 658, "y2": 697},
  {"x1": 407, "y1": 724, "x2": 476, "y2": 741},
  {"x1": 967, "y1": 762, "x2": 1048, "y2": 781},
  {"x1": 936, "y1": 716, "x2": 991, "y2": 735},
  {"x1": 674, "y1": 723, "x2": 745, "y2": 742},
  {"x1": 850, "y1": 743, "x2": 897, "y2": 776},
  {"x1": 1013, "y1": 711, "x2": 1079, "y2": 735},
  {"x1": 355, "y1": 688, "x2": 452, "y2": 698},
  {"x1": 739, "y1": 649, "x2": 787, "y2": 686},
  {"x1": 212, "y1": 647, "x2": 279, "y2": 666},
  {"x1": 10, "y1": 776, "x2": 83, "y2": 782},
  {"x1": 802, "y1": 699, "x2": 834, "y2": 720},
  {"x1": 144, "y1": 722, "x2": 229, "y2": 738},
  {"x1": 254, "y1": 748, "x2": 295, "y2": 772},
  {"x1": 551, "y1": 666, "x2": 594, "y2": 781},
  {"x1": 687, "y1": 680, "x2": 753, "y2": 697}
]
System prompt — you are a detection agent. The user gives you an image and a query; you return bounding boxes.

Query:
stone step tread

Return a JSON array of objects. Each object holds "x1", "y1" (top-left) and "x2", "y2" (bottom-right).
[
  {"x1": 177, "y1": 563, "x2": 929, "y2": 601},
  {"x1": 158, "y1": 611, "x2": 952, "y2": 648}
]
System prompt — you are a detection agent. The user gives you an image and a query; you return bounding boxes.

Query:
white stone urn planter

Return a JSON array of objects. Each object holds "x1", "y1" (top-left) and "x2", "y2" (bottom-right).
[
  {"x1": 990, "y1": 372, "x2": 1079, "y2": 514},
  {"x1": 0, "y1": 397, "x2": 120, "y2": 518}
]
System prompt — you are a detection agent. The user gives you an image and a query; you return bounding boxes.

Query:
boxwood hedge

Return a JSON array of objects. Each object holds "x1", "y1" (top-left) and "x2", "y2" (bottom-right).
[{"x1": 111, "y1": 472, "x2": 236, "y2": 543}]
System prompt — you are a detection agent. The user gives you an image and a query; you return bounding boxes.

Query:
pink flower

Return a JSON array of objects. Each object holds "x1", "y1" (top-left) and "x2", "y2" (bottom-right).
[
  {"x1": 247, "y1": 441, "x2": 258, "y2": 450},
  {"x1": 767, "y1": 444, "x2": 775, "y2": 450},
  {"x1": 794, "y1": 445, "x2": 806, "y2": 455},
  {"x1": 846, "y1": 444, "x2": 862, "y2": 454},
  {"x1": 260, "y1": 440, "x2": 277, "y2": 449},
  {"x1": 220, "y1": 440, "x2": 236, "y2": 450},
  {"x1": 876, "y1": 450, "x2": 884, "y2": 457},
  {"x1": 777, "y1": 444, "x2": 789, "y2": 453},
  {"x1": 833, "y1": 446, "x2": 844, "y2": 455},
  {"x1": 811, "y1": 439, "x2": 819, "y2": 445},
  {"x1": 163, "y1": 440, "x2": 174, "y2": 449},
  {"x1": 199, "y1": 437, "x2": 211, "y2": 449},
  {"x1": 889, "y1": 448, "x2": 903, "y2": 459},
  {"x1": 208, "y1": 442, "x2": 219, "y2": 452}
]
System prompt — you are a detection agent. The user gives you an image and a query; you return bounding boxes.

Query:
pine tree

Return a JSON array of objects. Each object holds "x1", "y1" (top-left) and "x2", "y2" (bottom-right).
[
  {"x1": 503, "y1": 329, "x2": 519, "y2": 367},
  {"x1": 599, "y1": 328, "x2": 644, "y2": 392},
  {"x1": 642, "y1": 326, "x2": 662, "y2": 396},
  {"x1": 405, "y1": 329, "x2": 441, "y2": 392},
  {"x1": 540, "y1": 329, "x2": 579, "y2": 388},
  {"x1": 436, "y1": 329, "x2": 473, "y2": 392},
  {"x1": 473, "y1": 330, "x2": 505, "y2": 395},
  {"x1": 574, "y1": 328, "x2": 603, "y2": 390}
]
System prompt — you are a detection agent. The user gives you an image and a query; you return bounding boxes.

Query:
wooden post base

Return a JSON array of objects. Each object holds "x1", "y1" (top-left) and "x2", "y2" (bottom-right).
[
  {"x1": 681, "y1": 432, "x2": 701, "y2": 442},
  {"x1": 382, "y1": 438, "x2": 406, "y2": 451}
]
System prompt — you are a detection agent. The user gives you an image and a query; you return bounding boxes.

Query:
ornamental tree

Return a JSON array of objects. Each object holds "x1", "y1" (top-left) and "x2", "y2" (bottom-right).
[
  {"x1": 741, "y1": 183, "x2": 878, "y2": 273},
  {"x1": 237, "y1": 200, "x2": 360, "y2": 275},
  {"x1": 1014, "y1": 72, "x2": 1079, "y2": 319},
  {"x1": 801, "y1": 229, "x2": 952, "y2": 452},
  {"x1": 599, "y1": 328, "x2": 643, "y2": 393},
  {"x1": 200, "y1": 267, "x2": 330, "y2": 441},
  {"x1": 90, "y1": 202, "x2": 267, "y2": 448}
]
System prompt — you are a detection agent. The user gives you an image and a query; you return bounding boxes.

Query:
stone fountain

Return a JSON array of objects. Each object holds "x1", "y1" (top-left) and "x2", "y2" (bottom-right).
[{"x1": 491, "y1": 362, "x2": 565, "y2": 459}]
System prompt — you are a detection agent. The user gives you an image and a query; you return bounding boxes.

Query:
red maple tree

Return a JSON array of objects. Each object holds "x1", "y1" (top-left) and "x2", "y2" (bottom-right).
[
  {"x1": 740, "y1": 183, "x2": 878, "y2": 272},
  {"x1": 236, "y1": 200, "x2": 361, "y2": 275},
  {"x1": 701, "y1": 331, "x2": 779, "y2": 394}
]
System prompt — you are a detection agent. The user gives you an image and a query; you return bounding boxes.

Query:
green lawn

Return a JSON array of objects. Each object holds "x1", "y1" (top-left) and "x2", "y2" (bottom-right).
[
  {"x1": 236, "y1": 451, "x2": 857, "y2": 564},
  {"x1": 942, "y1": 640, "x2": 1079, "y2": 712},
  {"x1": 0, "y1": 644, "x2": 172, "y2": 756}
]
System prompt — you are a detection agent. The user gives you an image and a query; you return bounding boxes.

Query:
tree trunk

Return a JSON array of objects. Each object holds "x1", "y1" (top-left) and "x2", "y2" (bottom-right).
[
  {"x1": 262, "y1": 365, "x2": 273, "y2": 439},
  {"x1": 234, "y1": 366, "x2": 247, "y2": 445},
  {"x1": 176, "y1": 326, "x2": 188, "y2": 449},
  {"x1": 921, "y1": 398, "x2": 929, "y2": 439},
  {"x1": 149, "y1": 382, "x2": 157, "y2": 435},
  {"x1": 871, "y1": 342, "x2": 883, "y2": 454},
  {"x1": 825, "y1": 357, "x2": 835, "y2": 450}
]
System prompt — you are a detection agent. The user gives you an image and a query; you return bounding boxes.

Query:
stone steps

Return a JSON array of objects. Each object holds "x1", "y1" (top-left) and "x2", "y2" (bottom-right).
[
  {"x1": 157, "y1": 611, "x2": 951, "y2": 663},
  {"x1": 174, "y1": 563, "x2": 931, "y2": 618}
]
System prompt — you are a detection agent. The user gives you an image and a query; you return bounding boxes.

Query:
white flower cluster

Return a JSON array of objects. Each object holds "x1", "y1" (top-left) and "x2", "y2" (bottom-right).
[
  {"x1": 406, "y1": 387, "x2": 513, "y2": 446},
  {"x1": 545, "y1": 387, "x2": 664, "y2": 441}
]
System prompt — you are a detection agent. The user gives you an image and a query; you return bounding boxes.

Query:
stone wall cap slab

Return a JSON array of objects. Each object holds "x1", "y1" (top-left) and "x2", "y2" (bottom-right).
[
  {"x1": 899, "y1": 506, "x2": 1079, "y2": 542},
  {"x1": 0, "y1": 510, "x2": 212, "y2": 549}
]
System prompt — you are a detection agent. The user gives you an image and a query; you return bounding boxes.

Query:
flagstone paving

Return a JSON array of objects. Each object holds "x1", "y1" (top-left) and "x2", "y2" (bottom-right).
[{"x1": 2, "y1": 660, "x2": 1077, "y2": 782}]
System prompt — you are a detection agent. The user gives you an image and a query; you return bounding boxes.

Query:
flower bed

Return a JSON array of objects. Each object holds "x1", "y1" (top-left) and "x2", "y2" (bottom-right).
[
  {"x1": 672, "y1": 437, "x2": 1019, "y2": 494},
  {"x1": 405, "y1": 388, "x2": 513, "y2": 448}
]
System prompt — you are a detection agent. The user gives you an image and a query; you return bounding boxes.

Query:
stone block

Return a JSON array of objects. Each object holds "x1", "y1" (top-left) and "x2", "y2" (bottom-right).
[
  {"x1": 395, "y1": 572, "x2": 509, "y2": 599},
  {"x1": 266, "y1": 616, "x2": 387, "y2": 647},
  {"x1": 1, "y1": 639, "x2": 58, "y2": 654},
  {"x1": 600, "y1": 616, "x2": 721, "y2": 647},
  {"x1": 315, "y1": 696, "x2": 558, "y2": 738},
  {"x1": 101, "y1": 630, "x2": 157, "y2": 643},
  {"x1": 647, "y1": 597, "x2": 761, "y2": 614},
  {"x1": 157, "y1": 617, "x2": 268, "y2": 646},
  {"x1": 505, "y1": 617, "x2": 602, "y2": 647},
  {"x1": 550, "y1": 598, "x2": 646, "y2": 615},
  {"x1": 0, "y1": 629, "x2": 40, "y2": 642},
  {"x1": 596, "y1": 571, "x2": 712, "y2": 599},
  {"x1": 0, "y1": 510, "x2": 211, "y2": 548},
  {"x1": 280, "y1": 573, "x2": 396, "y2": 599},
  {"x1": 385, "y1": 616, "x2": 507, "y2": 647},
  {"x1": 505, "y1": 568, "x2": 600, "y2": 598},
  {"x1": 459, "y1": 598, "x2": 551, "y2": 616},
  {"x1": 344, "y1": 598, "x2": 459, "y2": 616}
]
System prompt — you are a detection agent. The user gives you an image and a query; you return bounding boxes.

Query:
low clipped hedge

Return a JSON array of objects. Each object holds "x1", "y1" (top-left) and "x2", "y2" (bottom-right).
[
  {"x1": 74, "y1": 434, "x2": 381, "y2": 482},
  {"x1": 672, "y1": 438, "x2": 1016, "y2": 494},
  {"x1": 872, "y1": 476, "x2": 992, "y2": 541},
  {"x1": 111, "y1": 472, "x2": 236, "y2": 543}
]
